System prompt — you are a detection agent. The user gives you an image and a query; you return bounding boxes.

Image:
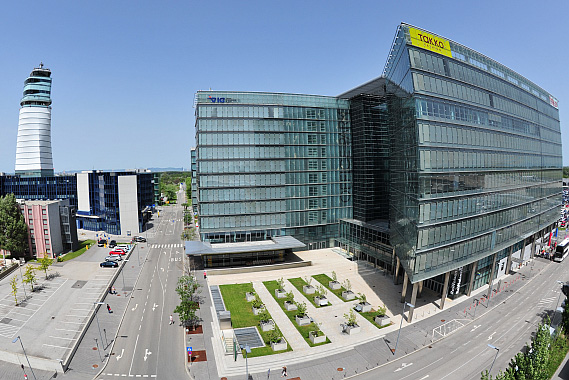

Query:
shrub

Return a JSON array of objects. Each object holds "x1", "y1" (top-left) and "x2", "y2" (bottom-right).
[
  {"x1": 344, "y1": 309, "x2": 358, "y2": 326},
  {"x1": 295, "y1": 301, "x2": 307, "y2": 317}
]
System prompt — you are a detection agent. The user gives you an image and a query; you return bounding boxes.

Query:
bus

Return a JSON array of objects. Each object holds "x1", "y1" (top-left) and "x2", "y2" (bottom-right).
[{"x1": 553, "y1": 238, "x2": 569, "y2": 262}]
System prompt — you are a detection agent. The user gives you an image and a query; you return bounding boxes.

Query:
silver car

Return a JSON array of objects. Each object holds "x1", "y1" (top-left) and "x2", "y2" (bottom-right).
[{"x1": 105, "y1": 255, "x2": 122, "y2": 262}]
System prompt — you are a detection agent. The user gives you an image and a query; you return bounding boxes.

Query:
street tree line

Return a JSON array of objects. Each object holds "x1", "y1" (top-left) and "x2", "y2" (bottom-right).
[{"x1": 482, "y1": 293, "x2": 569, "y2": 379}]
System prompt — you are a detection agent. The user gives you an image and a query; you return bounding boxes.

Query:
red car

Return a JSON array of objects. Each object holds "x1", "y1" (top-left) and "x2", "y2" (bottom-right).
[{"x1": 109, "y1": 249, "x2": 127, "y2": 256}]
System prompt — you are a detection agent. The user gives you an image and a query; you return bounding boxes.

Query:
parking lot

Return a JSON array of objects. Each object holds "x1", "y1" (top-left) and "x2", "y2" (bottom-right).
[{"x1": 0, "y1": 243, "x2": 132, "y2": 370}]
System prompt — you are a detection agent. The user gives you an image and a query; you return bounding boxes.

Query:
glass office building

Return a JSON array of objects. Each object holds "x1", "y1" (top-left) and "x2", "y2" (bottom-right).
[
  {"x1": 374, "y1": 24, "x2": 560, "y2": 299},
  {"x1": 195, "y1": 91, "x2": 352, "y2": 248}
]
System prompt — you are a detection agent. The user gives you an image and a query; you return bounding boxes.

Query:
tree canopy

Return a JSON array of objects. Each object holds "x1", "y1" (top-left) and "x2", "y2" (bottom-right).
[{"x1": 0, "y1": 194, "x2": 29, "y2": 258}]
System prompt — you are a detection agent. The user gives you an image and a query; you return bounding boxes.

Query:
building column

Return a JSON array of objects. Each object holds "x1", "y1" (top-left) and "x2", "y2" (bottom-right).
[
  {"x1": 467, "y1": 261, "x2": 478, "y2": 296},
  {"x1": 505, "y1": 245, "x2": 514, "y2": 275},
  {"x1": 440, "y1": 271, "x2": 450, "y2": 310},
  {"x1": 417, "y1": 280, "x2": 424, "y2": 298},
  {"x1": 530, "y1": 235, "x2": 536, "y2": 259},
  {"x1": 408, "y1": 282, "x2": 419, "y2": 322},
  {"x1": 394, "y1": 256, "x2": 401, "y2": 285},
  {"x1": 400, "y1": 271, "x2": 408, "y2": 303},
  {"x1": 487, "y1": 252, "x2": 498, "y2": 299}
]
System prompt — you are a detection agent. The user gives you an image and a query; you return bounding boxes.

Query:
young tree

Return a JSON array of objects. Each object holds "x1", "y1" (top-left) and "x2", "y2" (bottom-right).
[
  {"x1": 0, "y1": 194, "x2": 29, "y2": 258},
  {"x1": 10, "y1": 275, "x2": 18, "y2": 306},
  {"x1": 23, "y1": 265, "x2": 36, "y2": 292},
  {"x1": 561, "y1": 296, "x2": 569, "y2": 334},
  {"x1": 38, "y1": 256, "x2": 53, "y2": 279},
  {"x1": 174, "y1": 274, "x2": 201, "y2": 328}
]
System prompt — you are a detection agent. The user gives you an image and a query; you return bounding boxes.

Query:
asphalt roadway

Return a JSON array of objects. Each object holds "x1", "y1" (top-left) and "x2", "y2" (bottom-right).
[
  {"x1": 95, "y1": 191, "x2": 186, "y2": 379},
  {"x1": 349, "y1": 257, "x2": 568, "y2": 380}
]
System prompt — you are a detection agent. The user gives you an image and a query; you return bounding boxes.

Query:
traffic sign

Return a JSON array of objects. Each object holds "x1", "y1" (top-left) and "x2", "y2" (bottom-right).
[{"x1": 187, "y1": 346, "x2": 192, "y2": 353}]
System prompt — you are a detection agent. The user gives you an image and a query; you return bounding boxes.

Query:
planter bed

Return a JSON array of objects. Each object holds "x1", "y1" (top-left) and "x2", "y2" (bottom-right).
[
  {"x1": 288, "y1": 277, "x2": 331, "y2": 308},
  {"x1": 360, "y1": 309, "x2": 393, "y2": 330},
  {"x1": 311, "y1": 274, "x2": 349, "y2": 302},
  {"x1": 263, "y1": 280, "x2": 331, "y2": 347},
  {"x1": 218, "y1": 283, "x2": 292, "y2": 357}
]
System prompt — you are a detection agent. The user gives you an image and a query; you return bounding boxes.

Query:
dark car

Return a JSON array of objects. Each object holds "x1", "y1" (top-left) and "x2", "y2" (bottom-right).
[
  {"x1": 109, "y1": 240, "x2": 117, "y2": 248},
  {"x1": 133, "y1": 236, "x2": 146, "y2": 242},
  {"x1": 97, "y1": 239, "x2": 106, "y2": 247},
  {"x1": 100, "y1": 261, "x2": 119, "y2": 268}
]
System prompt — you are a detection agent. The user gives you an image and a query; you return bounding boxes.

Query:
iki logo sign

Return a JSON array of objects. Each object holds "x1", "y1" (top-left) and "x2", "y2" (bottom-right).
[{"x1": 208, "y1": 96, "x2": 238, "y2": 103}]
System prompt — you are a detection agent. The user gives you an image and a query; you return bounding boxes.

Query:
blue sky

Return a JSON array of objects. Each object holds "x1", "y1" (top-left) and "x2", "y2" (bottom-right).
[{"x1": 0, "y1": 0, "x2": 566, "y2": 172}]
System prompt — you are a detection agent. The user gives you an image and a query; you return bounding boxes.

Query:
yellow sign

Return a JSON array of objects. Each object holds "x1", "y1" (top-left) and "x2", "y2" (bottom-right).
[{"x1": 409, "y1": 27, "x2": 452, "y2": 58}]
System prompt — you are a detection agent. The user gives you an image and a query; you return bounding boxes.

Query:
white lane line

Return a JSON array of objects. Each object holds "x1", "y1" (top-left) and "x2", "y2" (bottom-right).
[
  {"x1": 48, "y1": 336, "x2": 77, "y2": 341},
  {"x1": 55, "y1": 328, "x2": 81, "y2": 332},
  {"x1": 42, "y1": 343, "x2": 72, "y2": 350},
  {"x1": 129, "y1": 334, "x2": 140, "y2": 376},
  {"x1": 398, "y1": 357, "x2": 443, "y2": 380}
]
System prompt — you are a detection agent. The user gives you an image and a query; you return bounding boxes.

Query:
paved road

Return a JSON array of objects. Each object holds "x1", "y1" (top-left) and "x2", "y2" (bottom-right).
[
  {"x1": 97, "y1": 190, "x2": 187, "y2": 379},
  {"x1": 352, "y1": 258, "x2": 567, "y2": 380}
]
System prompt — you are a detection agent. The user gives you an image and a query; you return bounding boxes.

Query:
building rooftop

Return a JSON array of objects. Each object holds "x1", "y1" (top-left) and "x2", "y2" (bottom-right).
[{"x1": 184, "y1": 236, "x2": 306, "y2": 256}]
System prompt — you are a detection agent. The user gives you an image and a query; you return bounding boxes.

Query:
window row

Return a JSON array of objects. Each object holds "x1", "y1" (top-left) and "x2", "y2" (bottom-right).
[
  {"x1": 197, "y1": 118, "x2": 341, "y2": 133},
  {"x1": 197, "y1": 132, "x2": 336, "y2": 146},
  {"x1": 419, "y1": 192, "x2": 557, "y2": 225},
  {"x1": 417, "y1": 202, "x2": 554, "y2": 251},
  {"x1": 413, "y1": 72, "x2": 491, "y2": 108},
  {"x1": 200, "y1": 200, "x2": 286, "y2": 215},
  {"x1": 419, "y1": 149, "x2": 559, "y2": 171},
  {"x1": 199, "y1": 174, "x2": 285, "y2": 187},
  {"x1": 419, "y1": 172, "x2": 560, "y2": 198},
  {"x1": 199, "y1": 187, "x2": 286, "y2": 202},
  {"x1": 418, "y1": 122, "x2": 542, "y2": 152}
]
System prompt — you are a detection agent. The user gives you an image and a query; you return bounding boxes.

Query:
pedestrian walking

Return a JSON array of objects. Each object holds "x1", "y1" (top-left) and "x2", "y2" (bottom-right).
[
  {"x1": 112, "y1": 286, "x2": 116, "y2": 294},
  {"x1": 281, "y1": 366, "x2": 287, "y2": 377},
  {"x1": 169, "y1": 315, "x2": 174, "y2": 325},
  {"x1": 203, "y1": 270, "x2": 207, "y2": 279},
  {"x1": 107, "y1": 304, "x2": 112, "y2": 313}
]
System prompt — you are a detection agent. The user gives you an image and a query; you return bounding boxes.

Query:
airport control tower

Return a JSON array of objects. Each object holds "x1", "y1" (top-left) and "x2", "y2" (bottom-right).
[{"x1": 15, "y1": 63, "x2": 54, "y2": 177}]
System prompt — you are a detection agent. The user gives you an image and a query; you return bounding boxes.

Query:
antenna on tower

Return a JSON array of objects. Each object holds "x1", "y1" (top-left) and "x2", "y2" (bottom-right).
[{"x1": 39, "y1": 62, "x2": 44, "y2": 68}]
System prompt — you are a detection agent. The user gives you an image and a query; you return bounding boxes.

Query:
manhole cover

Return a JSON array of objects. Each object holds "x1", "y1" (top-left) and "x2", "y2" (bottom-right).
[{"x1": 71, "y1": 281, "x2": 87, "y2": 289}]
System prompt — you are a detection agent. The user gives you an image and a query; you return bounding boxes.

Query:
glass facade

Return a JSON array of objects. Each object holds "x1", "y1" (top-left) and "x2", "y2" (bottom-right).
[
  {"x1": 383, "y1": 24, "x2": 562, "y2": 283},
  {"x1": 1, "y1": 175, "x2": 77, "y2": 206},
  {"x1": 195, "y1": 91, "x2": 352, "y2": 247}
]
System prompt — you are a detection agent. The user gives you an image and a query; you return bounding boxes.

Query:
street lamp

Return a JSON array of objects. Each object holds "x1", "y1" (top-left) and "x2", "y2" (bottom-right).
[
  {"x1": 487, "y1": 344, "x2": 499, "y2": 374},
  {"x1": 121, "y1": 259, "x2": 130, "y2": 293},
  {"x1": 393, "y1": 302, "x2": 414, "y2": 355},
  {"x1": 12, "y1": 336, "x2": 37, "y2": 380},
  {"x1": 240, "y1": 344, "x2": 251, "y2": 380},
  {"x1": 93, "y1": 302, "x2": 105, "y2": 353}
]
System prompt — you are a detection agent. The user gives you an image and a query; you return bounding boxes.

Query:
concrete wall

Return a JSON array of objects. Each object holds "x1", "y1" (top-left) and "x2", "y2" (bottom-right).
[
  {"x1": 205, "y1": 260, "x2": 311, "y2": 275},
  {"x1": 118, "y1": 175, "x2": 139, "y2": 235},
  {"x1": 47, "y1": 202, "x2": 63, "y2": 256}
]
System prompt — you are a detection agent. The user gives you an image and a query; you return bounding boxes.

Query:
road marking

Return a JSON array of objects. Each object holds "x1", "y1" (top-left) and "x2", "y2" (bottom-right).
[
  {"x1": 152, "y1": 303, "x2": 158, "y2": 311},
  {"x1": 132, "y1": 304, "x2": 138, "y2": 311},
  {"x1": 116, "y1": 348, "x2": 124, "y2": 361},
  {"x1": 470, "y1": 325, "x2": 481, "y2": 332},
  {"x1": 420, "y1": 376, "x2": 429, "y2": 380},
  {"x1": 394, "y1": 363, "x2": 413, "y2": 372},
  {"x1": 42, "y1": 343, "x2": 72, "y2": 350},
  {"x1": 488, "y1": 331, "x2": 496, "y2": 340},
  {"x1": 144, "y1": 348, "x2": 152, "y2": 361},
  {"x1": 129, "y1": 334, "x2": 140, "y2": 376}
]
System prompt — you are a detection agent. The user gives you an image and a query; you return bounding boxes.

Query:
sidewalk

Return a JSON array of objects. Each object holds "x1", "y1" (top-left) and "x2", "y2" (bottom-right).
[{"x1": 187, "y1": 252, "x2": 549, "y2": 380}]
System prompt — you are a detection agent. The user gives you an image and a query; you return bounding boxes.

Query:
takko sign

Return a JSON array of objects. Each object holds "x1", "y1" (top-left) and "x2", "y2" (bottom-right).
[
  {"x1": 409, "y1": 27, "x2": 453, "y2": 58},
  {"x1": 208, "y1": 96, "x2": 238, "y2": 103}
]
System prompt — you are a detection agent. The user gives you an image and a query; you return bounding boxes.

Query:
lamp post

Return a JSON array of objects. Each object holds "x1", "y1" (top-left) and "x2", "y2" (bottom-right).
[
  {"x1": 12, "y1": 336, "x2": 37, "y2": 380},
  {"x1": 473, "y1": 298, "x2": 480, "y2": 318},
  {"x1": 93, "y1": 302, "x2": 105, "y2": 351},
  {"x1": 240, "y1": 344, "x2": 251, "y2": 380},
  {"x1": 487, "y1": 344, "x2": 499, "y2": 374},
  {"x1": 121, "y1": 259, "x2": 129, "y2": 292},
  {"x1": 393, "y1": 302, "x2": 414, "y2": 355}
]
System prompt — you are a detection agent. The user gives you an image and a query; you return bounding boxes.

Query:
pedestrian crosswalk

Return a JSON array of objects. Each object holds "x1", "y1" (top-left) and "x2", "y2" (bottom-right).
[
  {"x1": 537, "y1": 296, "x2": 556, "y2": 307},
  {"x1": 149, "y1": 243, "x2": 184, "y2": 249}
]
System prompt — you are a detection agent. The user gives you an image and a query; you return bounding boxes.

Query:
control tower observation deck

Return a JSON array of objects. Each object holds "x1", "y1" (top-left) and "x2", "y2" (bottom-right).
[{"x1": 15, "y1": 63, "x2": 54, "y2": 177}]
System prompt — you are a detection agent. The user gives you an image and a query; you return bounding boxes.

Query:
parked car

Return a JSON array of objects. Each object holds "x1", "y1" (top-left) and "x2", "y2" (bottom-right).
[
  {"x1": 100, "y1": 261, "x2": 119, "y2": 268},
  {"x1": 97, "y1": 239, "x2": 106, "y2": 247},
  {"x1": 114, "y1": 247, "x2": 129, "y2": 253},
  {"x1": 109, "y1": 240, "x2": 117, "y2": 248},
  {"x1": 105, "y1": 255, "x2": 122, "y2": 262},
  {"x1": 109, "y1": 250, "x2": 126, "y2": 256},
  {"x1": 133, "y1": 236, "x2": 146, "y2": 242}
]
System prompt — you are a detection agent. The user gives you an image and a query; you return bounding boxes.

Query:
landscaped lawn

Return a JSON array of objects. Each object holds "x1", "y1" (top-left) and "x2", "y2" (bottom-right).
[
  {"x1": 59, "y1": 240, "x2": 96, "y2": 262},
  {"x1": 359, "y1": 309, "x2": 393, "y2": 330},
  {"x1": 312, "y1": 273, "x2": 348, "y2": 302},
  {"x1": 219, "y1": 283, "x2": 292, "y2": 357},
  {"x1": 263, "y1": 280, "x2": 330, "y2": 347},
  {"x1": 288, "y1": 277, "x2": 331, "y2": 308}
]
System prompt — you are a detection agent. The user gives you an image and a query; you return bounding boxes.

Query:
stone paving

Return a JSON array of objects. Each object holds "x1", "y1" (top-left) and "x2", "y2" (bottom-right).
[{"x1": 187, "y1": 248, "x2": 548, "y2": 380}]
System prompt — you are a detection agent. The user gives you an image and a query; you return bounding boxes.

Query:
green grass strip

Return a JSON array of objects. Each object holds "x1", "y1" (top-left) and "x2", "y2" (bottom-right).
[
  {"x1": 359, "y1": 309, "x2": 393, "y2": 330},
  {"x1": 312, "y1": 273, "x2": 348, "y2": 302},
  {"x1": 218, "y1": 283, "x2": 292, "y2": 357},
  {"x1": 59, "y1": 240, "x2": 96, "y2": 262},
  {"x1": 546, "y1": 335, "x2": 569, "y2": 378},
  {"x1": 288, "y1": 277, "x2": 331, "y2": 308},
  {"x1": 263, "y1": 280, "x2": 330, "y2": 347}
]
